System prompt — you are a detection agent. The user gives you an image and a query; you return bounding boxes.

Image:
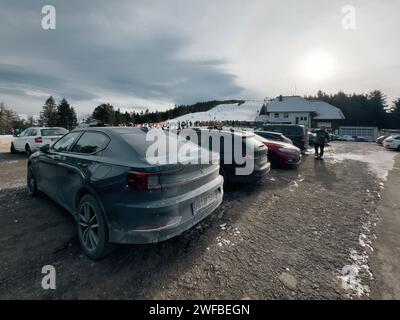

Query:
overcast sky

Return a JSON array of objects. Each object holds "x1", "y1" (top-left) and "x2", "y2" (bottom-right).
[{"x1": 1, "y1": 0, "x2": 399, "y2": 116}]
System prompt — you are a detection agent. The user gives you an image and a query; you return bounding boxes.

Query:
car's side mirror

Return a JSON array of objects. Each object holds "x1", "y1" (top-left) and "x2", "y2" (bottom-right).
[{"x1": 40, "y1": 144, "x2": 50, "y2": 153}]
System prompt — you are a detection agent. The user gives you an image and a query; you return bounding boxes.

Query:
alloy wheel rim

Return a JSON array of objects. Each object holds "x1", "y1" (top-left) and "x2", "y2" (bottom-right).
[{"x1": 79, "y1": 202, "x2": 99, "y2": 251}]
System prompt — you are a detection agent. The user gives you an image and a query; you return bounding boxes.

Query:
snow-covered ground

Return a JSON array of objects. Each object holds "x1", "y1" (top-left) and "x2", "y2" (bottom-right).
[
  {"x1": 170, "y1": 101, "x2": 264, "y2": 123},
  {"x1": 327, "y1": 143, "x2": 397, "y2": 181}
]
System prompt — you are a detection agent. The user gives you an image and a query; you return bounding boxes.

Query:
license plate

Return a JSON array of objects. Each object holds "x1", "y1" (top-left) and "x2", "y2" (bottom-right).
[{"x1": 192, "y1": 191, "x2": 217, "y2": 215}]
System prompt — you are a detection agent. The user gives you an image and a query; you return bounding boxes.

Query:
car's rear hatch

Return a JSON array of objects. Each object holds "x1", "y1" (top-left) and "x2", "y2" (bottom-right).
[{"x1": 121, "y1": 130, "x2": 221, "y2": 198}]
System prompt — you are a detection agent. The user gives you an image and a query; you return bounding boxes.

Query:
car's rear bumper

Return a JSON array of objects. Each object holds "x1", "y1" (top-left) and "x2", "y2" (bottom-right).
[
  {"x1": 107, "y1": 175, "x2": 224, "y2": 244},
  {"x1": 228, "y1": 161, "x2": 271, "y2": 183}
]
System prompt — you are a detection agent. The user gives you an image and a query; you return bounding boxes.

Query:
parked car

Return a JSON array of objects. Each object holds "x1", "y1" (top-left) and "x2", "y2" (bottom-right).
[
  {"x1": 254, "y1": 130, "x2": 293, "y2": 145},
  {"x1": 181, "y1": 128, "x2": 271, "y2": 185},
  {"x1": 254, "y1": 134, "x2": 301, "y2": 168},
  {"x1": 376, "y1": 135, "x2": 390, "y2": 145},
  {"x1": 11, "y1": 127, "x2": 69, "y2": 156},
  {"x1": 336, "y1": 135, "x2": 355, "y2": 141},
  {"x1": 308, "y1": 131, "x2": 317, "y2": 146},
  {"x1": 353, "y1": 136, "x2": 369, "y2": 142},
  {"x1": 329, "y1": 133, "x2": 338, "y2": 141},
  {"x1": 383, "y1": 135, "x2": 400, "y2": 151},
  {"x1": 259, "y1": 124, "x2": 308, "y2": 150},
  {"x1": 27, "y1": 127, "x2": 224, "y2": 259}
]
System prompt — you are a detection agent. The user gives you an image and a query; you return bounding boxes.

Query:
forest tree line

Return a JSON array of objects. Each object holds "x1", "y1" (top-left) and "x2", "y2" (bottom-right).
[
  {"x1": 306, "y1": 90, "x2": 400, "y2": 128},
  {"x1": 90, "y1": 100, "x2": 244, "y2": 126},
  {"x1": 1, "y1": 90, "x2": 400, "y2": 133}
]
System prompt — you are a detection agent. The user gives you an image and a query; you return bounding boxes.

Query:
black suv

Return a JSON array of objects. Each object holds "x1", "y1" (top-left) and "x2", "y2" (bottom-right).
[
  {"x1": 259, "y1": 124, "x2": 308, "y2": 150},
  {"x1": 181, "y1": 128, "x2": 271, "y2": 185}
]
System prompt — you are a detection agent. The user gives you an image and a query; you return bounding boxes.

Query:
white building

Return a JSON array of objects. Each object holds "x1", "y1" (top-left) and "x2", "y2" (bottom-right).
[{"x1": 258, "y1": 96, "x2": 345, "y2": 129}]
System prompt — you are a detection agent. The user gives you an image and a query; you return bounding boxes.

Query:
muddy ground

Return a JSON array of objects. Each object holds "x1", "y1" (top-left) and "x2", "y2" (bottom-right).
[{"x1": 0, "y1": 141, "x2": 399, "y2": 299}]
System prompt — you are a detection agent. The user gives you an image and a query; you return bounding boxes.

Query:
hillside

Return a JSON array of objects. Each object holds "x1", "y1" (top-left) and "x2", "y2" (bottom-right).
[{"x1": 170, "y1": 100, "x2": 264, "y2": 123}]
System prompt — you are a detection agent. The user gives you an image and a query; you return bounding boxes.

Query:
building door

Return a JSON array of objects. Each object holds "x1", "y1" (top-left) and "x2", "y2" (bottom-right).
[{"x1": 295, "y1": 117, "x2": 299, "y2": 124}]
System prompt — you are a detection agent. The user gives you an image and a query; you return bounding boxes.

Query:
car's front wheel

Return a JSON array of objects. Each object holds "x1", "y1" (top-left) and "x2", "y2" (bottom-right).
[
  {"x1": 27, "y1": 165, "x2": 39, "y2": 197},
  {"x1": 77, "y1": 194, "x2": 115, "y2": 260}
]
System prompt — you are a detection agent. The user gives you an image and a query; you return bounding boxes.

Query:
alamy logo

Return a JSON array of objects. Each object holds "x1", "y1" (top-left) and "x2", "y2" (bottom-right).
[
  {"x1": 145, "y1": 129, "x2": 255, "y2": 176},
  {"x1": 41, "y1": 5, "x2": 56, "y2": 30},
  {"x1": 41, "y1": 265, "x2": 56, "y2": 290},
  {"x1": 342, "y1": 5, "x2": 356, "y2": 30}
]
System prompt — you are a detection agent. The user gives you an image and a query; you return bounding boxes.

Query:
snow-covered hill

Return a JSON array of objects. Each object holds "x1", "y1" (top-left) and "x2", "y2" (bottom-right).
[{"x1": 170, "y1": 100, "x2": 265, "y2": 123}]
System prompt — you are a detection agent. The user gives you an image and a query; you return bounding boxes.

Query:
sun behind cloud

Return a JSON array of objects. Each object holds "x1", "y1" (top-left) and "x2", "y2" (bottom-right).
[{"x1": 301, "y1": 50, "x2": 337, "y2": 81}]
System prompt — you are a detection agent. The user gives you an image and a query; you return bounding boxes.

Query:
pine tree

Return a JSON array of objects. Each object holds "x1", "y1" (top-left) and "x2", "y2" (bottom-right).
[
  {"x1": 93, "y1": 103, "x2": 115, "y2": 125},
  {"x1": 40, "y1": 96, "x2": 58, "y2": 126},
  {"x1": 55, "y1": 98, "x2": 77, "y2": 130}
]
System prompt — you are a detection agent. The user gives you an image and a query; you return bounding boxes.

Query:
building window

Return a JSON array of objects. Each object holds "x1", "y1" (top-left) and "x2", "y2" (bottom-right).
[
  {"x1": 274, "y1": 113, "x2": 279, "y2": 118},
  {"x1": 283, "y1": 113, "x2": 289, "y2": 118}
]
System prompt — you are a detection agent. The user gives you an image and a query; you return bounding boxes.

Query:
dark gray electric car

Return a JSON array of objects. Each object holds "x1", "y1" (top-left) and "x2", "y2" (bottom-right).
[{"x1": 27, "y1": 127, "x2": 224, "y2": 259}]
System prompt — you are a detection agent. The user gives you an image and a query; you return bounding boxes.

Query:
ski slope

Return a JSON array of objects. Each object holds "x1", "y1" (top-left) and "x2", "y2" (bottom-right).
[{"x1": 170, "y1": 101, "x2": 264, "y2": 123}]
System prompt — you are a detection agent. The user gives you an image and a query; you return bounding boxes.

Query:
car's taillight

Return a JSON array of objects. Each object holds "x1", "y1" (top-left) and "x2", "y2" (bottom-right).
[
  {"x1": 300, "y1": 135, "x2": 305, "y2": 142},
  {"x1": 34, "y1": 137, "x2": 42, "y2": 143},
  {"x1": 127, "y1": 172, "x2": 161, "y2": 191}
]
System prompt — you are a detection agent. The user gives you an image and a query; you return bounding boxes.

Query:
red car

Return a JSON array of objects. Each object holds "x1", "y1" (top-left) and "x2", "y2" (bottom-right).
[{"x1": 255, "y1": 134, "x2": 301, "y2": 168}]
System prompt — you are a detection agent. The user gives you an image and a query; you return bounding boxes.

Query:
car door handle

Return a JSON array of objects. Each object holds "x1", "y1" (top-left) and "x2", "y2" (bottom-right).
[{"x1": 78, "y1": 162, "x2": 88, "y2": 168}]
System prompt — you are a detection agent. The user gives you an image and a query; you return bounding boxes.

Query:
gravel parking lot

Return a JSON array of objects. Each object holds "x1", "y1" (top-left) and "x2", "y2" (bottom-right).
[{"x1": 0, "y1": 139, "x2": 399, "y2": 299}]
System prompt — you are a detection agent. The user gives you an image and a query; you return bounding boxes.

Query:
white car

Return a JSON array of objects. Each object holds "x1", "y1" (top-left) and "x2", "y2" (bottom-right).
[
  {"x1": 383, "y1": 135, "x2": 400, "y2": 151},
  {"x1": 10, "y1": 127, "x2": 69, "y2": 156},
  {"x1": 337, "y1": 135, "x2": 355, "y2": 141}
]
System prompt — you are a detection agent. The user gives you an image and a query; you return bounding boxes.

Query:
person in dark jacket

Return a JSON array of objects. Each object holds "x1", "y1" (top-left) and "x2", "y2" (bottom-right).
[{"x1": 314, "y1": 127, "x2": 330, "y2": 160}]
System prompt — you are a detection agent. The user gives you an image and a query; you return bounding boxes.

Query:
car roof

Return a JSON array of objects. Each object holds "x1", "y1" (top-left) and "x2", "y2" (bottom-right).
[
  {"x1": 193, "y1": 128, "x2": 254, "y2": 137},
  {"x1": 255, "y1": 130, "x2": 283, "y2": 136},
  {"x1": 264, "y1": 124, "x2": 305, "y2": 128},
  {"x1": 27, "y1": 127, "x2": 66, "y2": 130},
  {"x1": 254, "y1": 134, "x2": 297, "y2": 148},
  {"x1": 72, "y1": 126, "x2": 147, "y2": 135}
]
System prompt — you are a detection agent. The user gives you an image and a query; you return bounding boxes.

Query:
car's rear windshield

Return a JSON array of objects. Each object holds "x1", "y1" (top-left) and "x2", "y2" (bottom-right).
[
  {"x1": 264, "y1": 125, "x2": 304, "y2": 136},
  {"x1": 121, "y1": 131, "x2": 192, "y2": 158},
  {"x1": 41, "y1": 128, "x2": 68, "y2": 136}
]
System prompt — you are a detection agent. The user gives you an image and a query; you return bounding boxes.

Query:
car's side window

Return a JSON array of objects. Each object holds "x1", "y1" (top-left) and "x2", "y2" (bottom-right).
[
  {"x1": 71, "y1": 132, "x2": 110, "y2": 154},
  {"x1": 52, "y1": 132, "x2": 81, "y2": 152},
  {"x1": 28, "y1": 129, "x2": 37, "y2": 136},
  {"x1": 19, "y1": 129, "x2": 29, "y2": 137}
]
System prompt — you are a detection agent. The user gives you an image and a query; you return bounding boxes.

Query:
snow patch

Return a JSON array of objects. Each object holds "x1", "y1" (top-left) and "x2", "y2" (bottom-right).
[
  {"x1": 329, "y1": 149, "x2": 396, "y2": 181},
  {"x1": 338, "y1": 218, "x2": 375, "y2": 297}
]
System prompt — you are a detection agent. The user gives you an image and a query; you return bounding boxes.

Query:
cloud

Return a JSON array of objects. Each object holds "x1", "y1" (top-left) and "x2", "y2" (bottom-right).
[
  {"x1": 0, "y1": 0, "x2": 399, "y2": 115},
  {"x1": 0, "y1": 0, "x2": 244, "y2": 115}
]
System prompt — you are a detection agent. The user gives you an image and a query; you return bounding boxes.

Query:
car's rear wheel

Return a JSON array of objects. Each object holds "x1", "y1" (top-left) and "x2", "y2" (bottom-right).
[
  {"x1": 25, "y1": 144, "x2": 32, "y2": 157},
  {"x1": 77, "y1": 194, "x2": 115, "y2": 260},
  {"x1": 27, "y1": 165, "x2": 39, "y2": 197},
  {"x1": 10, "y1": 142, "x2": 16, "y2": 154}
]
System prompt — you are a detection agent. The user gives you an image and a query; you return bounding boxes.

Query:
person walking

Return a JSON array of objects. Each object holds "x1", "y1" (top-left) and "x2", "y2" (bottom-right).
[{"x1": 314, "y1": 127, "x2": 330, "y2": 160}]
